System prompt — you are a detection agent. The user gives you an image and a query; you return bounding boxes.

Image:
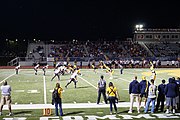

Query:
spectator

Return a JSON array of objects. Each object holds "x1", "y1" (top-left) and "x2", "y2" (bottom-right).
[
  {"x1": 144, "y1": 79, "x2": 157, "y2": 113},
  {"x1": 52, "y1": 83, "x2": 63, "y2": 116},
  {"x1": 97, "y1": 75, "x2": 107, "y2": 104},
  {"x1": 0, "y1": 80, "x2": 13, "y2": 116},
  {"x1": 106, "y1": 82, "x2": 118, "y2": 114},
  {"x1": 155, "y1": 79, "x2": 166, "y2": 112},
  {"x1": 139, "y1": 76, "x2": 150, "y2": 108},
  {"x1": 165, "y1": 78, "x2": 178, "y2": 113},
  {"x1": 128, "y1": 76, "x2": 140, "y2": 113},
  {"x1": 176, "y1": 77, "x2": 180, "y2": 110}
]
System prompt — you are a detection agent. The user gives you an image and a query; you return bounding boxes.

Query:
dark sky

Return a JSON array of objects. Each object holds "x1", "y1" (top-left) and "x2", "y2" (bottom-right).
[{"x1": 0, "y1": 0, "x2": 180, "y2": 40}]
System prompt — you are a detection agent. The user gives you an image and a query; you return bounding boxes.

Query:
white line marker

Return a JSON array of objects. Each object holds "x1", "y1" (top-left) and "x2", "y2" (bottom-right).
[
  {"x1": 27, "y1": 90, "x2": 40, "y2": 93},
  {"x1": 97, "y1": 112, "x2": 103, "y2": 114},
  {"x1": 24, "y1": 114, "x2": 32, "y2": 116},
  {"x1": 14, "y1": 90, "x2": 25, "y2": 92},
  {"x1": 43, "y1": 76, "x2": 47, "y2": 104},
  {"x1": 0, "y1": 72, "x2": 16, "y2": 84},
  {"x1": 78, "y1": 76, "x2": 97, "y2": 89}
]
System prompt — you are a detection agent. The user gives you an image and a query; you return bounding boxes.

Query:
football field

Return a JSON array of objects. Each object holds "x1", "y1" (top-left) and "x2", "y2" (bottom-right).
[{"x1": 0, "y1": 68, "x2": 180, "y2": 120}]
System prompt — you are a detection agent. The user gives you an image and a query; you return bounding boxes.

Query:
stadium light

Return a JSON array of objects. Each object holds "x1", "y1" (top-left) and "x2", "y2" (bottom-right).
[{"x1": 135, "y1": 24, "x2": 144, "y2": 31}]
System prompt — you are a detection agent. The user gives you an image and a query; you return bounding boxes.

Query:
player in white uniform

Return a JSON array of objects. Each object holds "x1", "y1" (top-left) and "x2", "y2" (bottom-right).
[
  {"x1": 51, "y1": 67, "x2": 61, "y2": 81},
  {"x1": 42, "y1": 65, "x2": 49, "y2": 76},
  {"x1": 34, "y1": 64, "x2": 40, "y2": 75},
  {"x1": 15, "y1": 64, "x2": 20, "y2": 74},
  {"x1": 59, "y1": 65, "x2": 68, "y2": 75},
  {"x1": 55, "y1": 62, "x2": 62, "y2": 68},
  {"x1": 65, "y1": 70, "x2": 78, "y2": 88}
]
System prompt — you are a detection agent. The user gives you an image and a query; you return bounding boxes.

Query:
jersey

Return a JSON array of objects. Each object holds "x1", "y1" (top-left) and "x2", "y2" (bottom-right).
[
  {"x1": 34, "y1": 64, "x2": 39, "y2": 69},
  {"x1": 151, "y1": 70, "x2": 156, "y2": 80},
  {"x1": 150, "y1": 61, "x2": 154, "y2": 71},
  {"x1": 15, "y1": 65, "x2": 20, "y2": 70},
  {"x1": 54, "y1": 68, "x2": 60, "y2": 74},
  {"x1": 92, "y1": 64, "x2": 95, "y2": 69},
  {"x1": 107, "y1": 86, "x2": 117, "y2": 97},
  {"x1": 43, "y1": 65, "x2": 48, "y2": 70},
  {"x1": 71, "y1": 71, "x2": 78, "y2": 79}
]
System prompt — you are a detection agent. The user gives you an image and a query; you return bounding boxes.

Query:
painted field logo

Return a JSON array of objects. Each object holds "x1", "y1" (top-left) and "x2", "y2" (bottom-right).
[{"x1": 3, "y1": 113, "x2": 180, "y2": 120}]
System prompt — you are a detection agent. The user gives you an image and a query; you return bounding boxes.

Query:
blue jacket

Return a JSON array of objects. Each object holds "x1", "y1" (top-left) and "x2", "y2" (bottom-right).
[
  {"x1": 129, "y1": 80, "x2": 140, "y2": 94},
  {"x1": 139, "y1": 80, "x2": 150, "y2": 94},
  {"x1": 158, "y1": 83, "x2": 166, "y2": 95},
  {"x1": 165, "y1": 78, "x2": 178, "y2": 98}
]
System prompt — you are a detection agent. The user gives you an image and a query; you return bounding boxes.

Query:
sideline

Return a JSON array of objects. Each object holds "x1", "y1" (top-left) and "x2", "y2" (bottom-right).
[{"x1": 3, "y1": 102, "x2": 142, "y2": 110}]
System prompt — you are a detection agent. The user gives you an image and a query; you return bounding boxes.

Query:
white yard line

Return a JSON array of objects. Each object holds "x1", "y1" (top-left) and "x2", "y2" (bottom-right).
[
  {"x1": 0, "y1": 70, "x2": 19, "y2": 84},
  {"x1": 78, "y1": 76, "x2": 97, "y2": 89},
  {"x1": 43, "y1": 76, "x2": 47, "y2": 104},
  {"x1": 3, "y1": 102, "x2": 145, "y2": 110}
]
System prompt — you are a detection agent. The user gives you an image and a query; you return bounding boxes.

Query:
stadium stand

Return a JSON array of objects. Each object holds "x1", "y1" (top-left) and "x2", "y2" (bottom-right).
[{"x1": 1, "y1": 29, "x2": 179, "y2": 67}]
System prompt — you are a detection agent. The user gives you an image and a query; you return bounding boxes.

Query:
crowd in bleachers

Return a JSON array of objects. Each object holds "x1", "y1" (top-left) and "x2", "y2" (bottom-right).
[
  {"x1": 7, "y1": 39, "x2": 178, "y2": 62},
  {"x1": 85, "y1": 40, "x2": 150, "y2": 58},
  {"x1": 146, "y1": 41, "x2": 180, "y2": 57},
  {"x1": 48, "y1": 41, "x2": 87, "y2": 58}
]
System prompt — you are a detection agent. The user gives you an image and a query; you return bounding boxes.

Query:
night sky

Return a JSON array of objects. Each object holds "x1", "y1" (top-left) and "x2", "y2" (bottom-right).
[{"x1": 0, "y1": 0, "x2": 180, "y2": 41}]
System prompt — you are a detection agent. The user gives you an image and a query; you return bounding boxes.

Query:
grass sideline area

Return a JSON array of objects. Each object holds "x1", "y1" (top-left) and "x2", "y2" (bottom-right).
[{"x1": 0, "y1": 68, "x2": 180, "y2": 119}]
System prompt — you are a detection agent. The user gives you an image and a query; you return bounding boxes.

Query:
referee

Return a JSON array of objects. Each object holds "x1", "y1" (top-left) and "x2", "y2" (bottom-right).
[{"x1": 97, "y1": 75, "x2": 108, "y2": 104}]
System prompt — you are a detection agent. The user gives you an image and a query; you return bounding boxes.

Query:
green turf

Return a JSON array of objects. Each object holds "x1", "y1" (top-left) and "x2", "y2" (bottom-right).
[
  {"x1": 0, "y1": 68, "x2": 180, "y2": 119},
  {"x1": 0, "y1": 68, "x2": 179, "y2": 104}
]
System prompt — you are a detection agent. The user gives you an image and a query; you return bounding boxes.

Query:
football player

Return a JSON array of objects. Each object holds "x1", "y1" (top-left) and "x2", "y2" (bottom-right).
[
  {"x1": 42, "y1": 64, "x2": 49, "y2": 76},
  {"x1": 15, "y1": 64, "x2": 20, "y2": 74},
  {"x1": 65, "y1": 70, "x2": 78, "y2": 88},
  {"x1": 150, "y1": 61, "x2": 156, "y2": 81},
  {"x1": 34, "y1": 63, "x2": 40, "y2": 75},
  {"x1": 51, "y1": 67, "x2": 61, "y2": 81}
]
